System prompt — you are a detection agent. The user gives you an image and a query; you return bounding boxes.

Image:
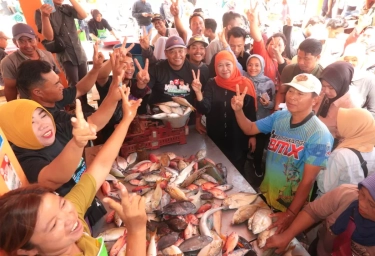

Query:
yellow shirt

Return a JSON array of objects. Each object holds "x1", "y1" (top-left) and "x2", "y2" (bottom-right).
[{"x1": 64, "y1": 174, "x2": 101, "y2": 255}]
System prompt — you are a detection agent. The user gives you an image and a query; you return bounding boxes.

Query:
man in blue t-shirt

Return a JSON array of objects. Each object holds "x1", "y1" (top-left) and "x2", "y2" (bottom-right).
[{"x1": 232, "y1": 73, "x2": 333, "y2": 234}]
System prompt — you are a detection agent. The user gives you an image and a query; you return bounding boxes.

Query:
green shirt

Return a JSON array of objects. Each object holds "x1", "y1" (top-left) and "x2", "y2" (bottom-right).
[{"x1": 281, "y1": 63, "x2": 324, "y2": 83}]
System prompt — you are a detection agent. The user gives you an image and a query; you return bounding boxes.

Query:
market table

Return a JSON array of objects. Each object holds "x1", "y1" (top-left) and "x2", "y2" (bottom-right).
[{"x1": 84, "y1": 128, "x2": 309, "y2": 255}]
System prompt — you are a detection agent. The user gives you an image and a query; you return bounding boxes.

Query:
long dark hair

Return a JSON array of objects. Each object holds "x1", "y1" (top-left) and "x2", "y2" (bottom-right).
[{"x1": 0, "y1": 185, "x2": 54, "y2": 254}]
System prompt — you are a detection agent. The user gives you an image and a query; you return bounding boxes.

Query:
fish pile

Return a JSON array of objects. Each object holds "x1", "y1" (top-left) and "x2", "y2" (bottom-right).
[
  {"x1": 151, "y1": 97, "x2": 196, "y2": 119},
  {"x1": 99, "y1": 149, "x2": 290, "y2": 256}
]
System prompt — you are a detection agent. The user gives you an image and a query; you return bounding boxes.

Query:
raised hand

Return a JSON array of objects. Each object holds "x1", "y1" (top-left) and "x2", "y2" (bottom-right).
[
  {"x1": 120, "y1": 86, "x2": 142, "y2": 122},
  {"x1": 40, "y1": 4, "x2": 53, "y2": 17},
  {"x1": 71, "y1": 99, "x2": 97, "y2": 147},
  {"x1": 231, "y1": 84, "x2": 247, "y2": 112},
  {"x1": 246, "y1": 0, "x2": 258, "y2": 23},
  {"x1": 115, "y1": 37, "x2": 135, "y2": 61},
  {"x1": 218, "y1": 27, "x2": 228, "y2": 48},
  {"x1": 170, "y1": 0, "x2": 180, "y2": 17},
  {"x1": 109, "y1": 51, "x2": 126, "y2": 81},
  {"x1": 191, "y1": 69, "x2": 202, "y2": 93},
  {"x1": 135, "y1": 58, "x2": 150, "y2": 85},
  {"x1": 139, "y1": 26, "x2": 152, "y2": 50},
  {"x1": 103, "y1": 181, "x2": 147, "y2": 233},
  {"x1": 92, "y1": 41, "x2": 105, "y2": 70}
]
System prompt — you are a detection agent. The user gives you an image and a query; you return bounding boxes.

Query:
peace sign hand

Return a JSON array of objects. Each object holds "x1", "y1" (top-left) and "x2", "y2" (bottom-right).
[
  {"x1": 92, "y1": 41, "x2": 105, "y2": 70},
  {"x1": 170, "y1": 0, "x2": 180, "y2": 17},
  {"x1": 218, "y1": 27, "x2": 228, "y2": 48},
  {"x1": 246, "y1": 0, "x2": 259, "y2": 23},
  {"x1": 109, "y1": 52, "x2": 126, "y2": 81},
  {"x1": 191, "y1": 69, "x2": 202, "y2": 93},
  {"x1": 115, "y1": 37, "x2": 135, "y2": 61},
  {"x1": 139, "y1": 26, "x2": 152, "y2": 50},
  {"x1": 231, "y1": 84, "x2": 248, "y2": 112},
  {"x1": 135, "y1": 58, "x2": 150, "y2": 85},
  {"x1": 120, "y1": 86, "x2": 142, "y2": 122},
  {"x1": 71, "y1": 99, "x2": 97, "y2": 148}
]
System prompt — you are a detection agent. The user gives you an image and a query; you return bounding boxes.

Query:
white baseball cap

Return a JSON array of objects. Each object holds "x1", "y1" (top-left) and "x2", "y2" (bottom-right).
[{"x1": 284, "y1": 73, "x2": 322, "y2": 95}]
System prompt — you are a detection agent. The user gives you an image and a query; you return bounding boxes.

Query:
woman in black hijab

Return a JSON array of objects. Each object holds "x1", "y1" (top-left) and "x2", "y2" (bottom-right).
[
  {"x1": 87, "y1": 9, "x2": 119, "y2": 42},
  {"x1": 314, "y1": 61, "x2": 360, "y2": 139}
]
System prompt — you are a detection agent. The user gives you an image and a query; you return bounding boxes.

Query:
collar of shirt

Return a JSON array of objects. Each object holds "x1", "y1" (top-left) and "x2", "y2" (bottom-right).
[{"x1": 17, "y1": 48, "x2": 45, "y2": 60}]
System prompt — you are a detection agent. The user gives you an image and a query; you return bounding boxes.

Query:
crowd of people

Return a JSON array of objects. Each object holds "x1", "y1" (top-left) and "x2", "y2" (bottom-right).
[{"x1": 0, "y1": 0, "x2": 375, "y2": 255}]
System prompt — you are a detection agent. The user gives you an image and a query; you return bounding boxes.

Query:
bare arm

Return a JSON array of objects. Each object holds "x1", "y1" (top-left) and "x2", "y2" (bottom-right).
[
  {"x1": 96, "y1": 60, "x2": 112, "y2": 86},
  {"x1": 170, "y1": 0, "x2": 187, "y2": 43},
  {"x1": 69, "y1": 0, "x2": 87, "y2": 19},
  {"x1": 75, "y1": 43, "x2": 104, "y2": 98},
  {"x1": 87, "y1": 87, "x2": 141, "y2": 191},
  {"x1": 246, "y1": 2, "x2": 262, "y2": 42},
  {"x1": 231, "y1": 85, "x2": 260, "y2": 135},
  {"x1": 40, "y1": 4, "x2": 54, "y2": 41},
  {"x1": 274, "y1": 84, "x2": 288, "y2": 110},
  {"x1": 3, "y1": 78, "x2": 17, "y2": 101}
]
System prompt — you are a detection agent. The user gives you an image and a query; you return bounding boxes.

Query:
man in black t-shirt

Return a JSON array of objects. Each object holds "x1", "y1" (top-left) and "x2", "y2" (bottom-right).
[{"x1": 15, "y1": 50, "x2": 128, "y2": 132}]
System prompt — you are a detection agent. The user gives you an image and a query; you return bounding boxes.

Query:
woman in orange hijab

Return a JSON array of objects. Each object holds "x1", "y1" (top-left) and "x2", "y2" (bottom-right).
[{"x1": 193, "y1": 50, "x2": 257, "y2": 174}]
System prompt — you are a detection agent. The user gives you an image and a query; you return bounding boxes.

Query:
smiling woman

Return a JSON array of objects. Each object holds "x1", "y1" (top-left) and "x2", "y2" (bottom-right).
[{"x1": 0, "y1": 88, "x2": 146, "y2": 255}]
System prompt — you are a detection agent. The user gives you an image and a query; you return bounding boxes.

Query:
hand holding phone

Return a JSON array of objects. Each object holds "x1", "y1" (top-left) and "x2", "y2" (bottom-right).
[{"x1": 42, "y1": 0, "x2": 56, "y2": 13}]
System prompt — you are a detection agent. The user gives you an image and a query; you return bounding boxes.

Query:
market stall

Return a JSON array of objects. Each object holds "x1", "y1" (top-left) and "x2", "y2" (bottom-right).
[{"x1": 84, "y1": 126, "x2": 309, "y2": 255}]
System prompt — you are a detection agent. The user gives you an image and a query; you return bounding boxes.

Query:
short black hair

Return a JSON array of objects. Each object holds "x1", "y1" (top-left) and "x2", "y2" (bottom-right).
[
  {"x1": 326, "y1": 18, "x2": 348, "y2": 29},
  {"x1": 193, "y1": 8, "x2": 203, "y2": 13},
  {"x1": 298, "y1": 38, "x2": 322, "y2": 56},
  {"x1": 222, "y1": 11, "x2": 241, "y2": 28},
  {"x1": 266, "y1": 33, "x2": 287, "y2": 47},
  {"x1": 16, "y1": 60, "x2": 52, "y2": 97},
  {"x1": 227, "y1": 27, "x2": 248, "y2": 40},
  {"x1": 305, "y1": 16, "x2": 325, "y2": 28},
  {"x1": 204, "y1": 18, "x2": 217, "y2": 33},
  {"x1": 189, "y1": 13, "x2": 204, "y2": 25}
]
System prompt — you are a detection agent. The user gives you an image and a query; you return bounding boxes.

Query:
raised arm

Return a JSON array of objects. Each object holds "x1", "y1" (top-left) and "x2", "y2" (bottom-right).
[
  {"x1": 170, "y1": 0, "x2": 187, "y2": 43},
  {"x1": 38, "y1": 100, "x2": 97, "y2": 190},
  {"x1": 231, "y1": 85, "x2": 260, "y2": 135},
  {"x1": 75, "y1": 42, "x2": 104, "y2": 98},
  {"x1": 246, "y1": 1, "x2": 262, "y2": 42},
  {"x1": 69, "y1": 0, "x2": 87, "y2": 19},
  {"x1": 39, "y1": 4, "x2": 54, "y2": 41},
  {"x1": 219, "y1": 28, "x2": 244, "y2": 72},
  {"x1": 87, "y1": 86, "x2": 141, "y2": 191}
]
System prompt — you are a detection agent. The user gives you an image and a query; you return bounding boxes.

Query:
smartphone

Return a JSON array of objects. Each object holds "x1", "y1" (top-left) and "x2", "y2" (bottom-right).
[{"x1": 43, "y1": 0, "x2": 56, "y2": 13}]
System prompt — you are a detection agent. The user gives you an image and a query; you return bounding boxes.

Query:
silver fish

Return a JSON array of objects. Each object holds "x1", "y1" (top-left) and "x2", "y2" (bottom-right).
[
  {"x1": 124, "y1": 172, "x2": 141, "y2": 182},
  {"x1": 160, "y1": 192, "x2": 171, "y2": 209},
  {"x1": 172, "y1": 161, "x2": 195, "y2": 185},
  {"x1": 172, "y1": 96, "x2": 196, "y2": 111},
  {"x1": 196, "y1": 149, "x2": 207, "y2": 161},
  {"x1": 215, "y1": 184, "x2": 234, "y2": 191},
  {"x1": 126, "y1": 152, "x2": 137, "y2": 165},
  {"x1": 232, "y1": 205, "x2": 259, "y2": 225},
  {"x1": 98, "y1": 227, "x2": 126, "y2": 242},
  {"x1": 159, "y1": 101, "x2": 181, "y2": 108},
  {"x1": 258, "y1": 227, "x2": 277, "y2": 248},
  {"x1": 197, "y1": 230, "x2": 223, "y2": 256},
  {"x1": 251, "y1": 208, "x2": 273, "y2": 234},
  {"x1": 105, "y1": 174, "x2": 117, "y2": 181},
  {"x1": 199, "y1": 206, "x2": 225, "y2": 237},
  {"x1": 171, "y1": 106, "x2": 184, "y2": 115},
  {"x1": 110, "y1": 168, "x2": 125, "y2": 178},
  {"x1": 114, "y1": 212, "x2": 123, "y2": 227},
  {"x1": 116, "y1": 156, "x2": 128, "y2": 170},
  {"x1": 201, "y1": 174, "x2": 218, "y2": 183},
  {"x1": 223, "y1": 192, "x2": 260, "y2": 209},
  {"x1": 144, "y1": 174, "x2": 165, "y2": 183},
  {"x1": 151, "y1": 181, "x2": 163, "y2": 209},
  {"x1": 183, "y1": 106, "x2": 192, "y2": 116},
  {"x1": 159, "y1": 105, "x2": 172, "y2": 114},
  {"x1": 178, "y1": 160, "x2": 188, "y2": 171},
  {"x1": 162, "y1": 245, "x2": 183, "y2": 256}
]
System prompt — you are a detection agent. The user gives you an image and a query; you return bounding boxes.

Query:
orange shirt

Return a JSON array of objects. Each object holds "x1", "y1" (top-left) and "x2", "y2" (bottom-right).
[{"x1": 253, "y1": 40, "x2": 280, "y2": 86}]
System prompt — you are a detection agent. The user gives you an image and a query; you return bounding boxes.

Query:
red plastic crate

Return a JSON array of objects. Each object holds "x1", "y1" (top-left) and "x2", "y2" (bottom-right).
[{"x1": 120, "y1": 118, "x2": 188, "y2": 157}]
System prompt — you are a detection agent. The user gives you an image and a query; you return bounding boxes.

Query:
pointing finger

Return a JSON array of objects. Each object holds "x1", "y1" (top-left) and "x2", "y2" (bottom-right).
[{"x1": 75, "y1": 99, "x2": 85, "y2": 123}]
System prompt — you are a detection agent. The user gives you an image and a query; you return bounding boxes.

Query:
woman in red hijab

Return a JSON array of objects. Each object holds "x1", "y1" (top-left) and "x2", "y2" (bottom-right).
[{"x1": 193, "y1": 50, "x2": 257, "y2": 175}]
